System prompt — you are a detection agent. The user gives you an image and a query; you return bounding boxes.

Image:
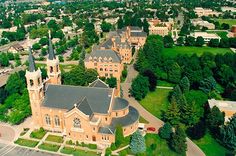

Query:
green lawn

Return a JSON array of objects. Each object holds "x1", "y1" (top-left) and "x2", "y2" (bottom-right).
[
  {"x1": 38, "y1": 143, "x2": 60, "y2": 152},
  {"x1": 140, "y1": 88, "x2": 171, "y2": 119},
  {"x1": 45, "y1": 135, "x2": 64, "y2": 143},
  {"x1": 214, "y1": 18, "x2": 236, "y2": 27},
  {"x1": 121, "y1": 134, "x2": 178, "y2": 156},
  {"x1": 14, "y1": 138, "x2": 39, "y2": 148},
  {"x1": 162, "y1": 46, "x2": 232, "y2": 58},
  {"x1": 30, "y1": 128, "x2": 47, "y2": 139},
  {"x1": 60, "y1": 146, "x2": 99, "y2": 156},
  {"x1": 157, "y1": 80, "x2": 175, "y2": 87},
  {"x1": 193, "y1": 133, "x2": 232, "y2": 156},
  {"x1": 139, "y1": 116, "x2": 149, "y2": 124}
]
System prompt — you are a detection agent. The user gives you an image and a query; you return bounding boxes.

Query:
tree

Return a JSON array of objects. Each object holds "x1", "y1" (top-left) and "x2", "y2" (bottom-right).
[
  {"x1": 206, "y1": 106, "x2": 225, "y2": 135},
  {"x1": 105, "y1": 147, "x2": 112, "y2": 156},
  {"x1": 101, "y1": 21, "x2": 112, "y2": 32},
  {"x1": 117, "y1": 17, "x2": 124, "y2": 29},
  {"x1": 142, "y1": 70, "x2": 157, "y2": 91},
  {"x1": 177, "y1": 37, "x2": 184, "y2": 46},
  {"x1": 0, "y1": 53, "x2": 9, "y2": 67},
  {"x1": 159, "y1": 122, "x2": 172, "y2": 140},
  {"x1": 130, "y1": 130, "x2": 146, "y2": 154},
  {"x1": 187, "y1": 119, "x2": 206, "y2": 140},
  {"x1": 219, "y1": 38, "x2": 230, "y2": 48},
  {"x1": 168, "y1": 62, "x2": 181, "y2": 83},
  {"x1": 32, "y1": 43, "x2": 41, "y2": 50},
  {"x1": 130, "y1": 75, "x2": 149, "y2": 100},
  {"x1": 163, "y1": 98, "x2": 181, "y2": 125},
  {"x1": 221, "y1": 23, "x2": 230, "y2": 30},
  {"x1": 163, "y1": 35, "x2": 174, "y2": 48},
  {"x1": 5, "y1": 72, "x2": 25, "y2": 95},
  {"x1": 179, "y1": 76, "x2": 190, "y2": 93},
  {"x1": 185, "y1": 36, "x2": 195, "y2": 46},
  {"x1": 195, "y1": 36, "x2": 205, "y2": 47},
  {"x1": 208, "y1": 39, "x2": 219, "y2": 47},
  {"x1": 142, "y1": 18, "x2": 149, "y2": 35},
  {"x1": 170, "y1": 126, "x2": 187, "y2": 155},
  {"x1": 219, "y1": 114, "x2": 236, "y2": 150},
  {"x1": 106, "y1": 77, "x2": 117, "y2": 88},
  {"x1": 63, "y1": 66, "x2": 98, "y2": 86},
  {"x1": 115, "y1": 125, "x2": 124, "y2": 147},
  {"x1": 39, "y1": 37, "x2": 48, "y2": 46},
  {"x1": 181, "y1": 101, "x2": 199, "y2": 126},
  {"x1": 199, "y1": 76, "x2": 217, "y2": 94}
]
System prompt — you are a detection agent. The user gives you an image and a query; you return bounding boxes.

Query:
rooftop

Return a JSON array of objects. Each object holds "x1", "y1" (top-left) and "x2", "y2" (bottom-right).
[{"x1": 208, "y1": 99, "x2": 236, "y2": 111}]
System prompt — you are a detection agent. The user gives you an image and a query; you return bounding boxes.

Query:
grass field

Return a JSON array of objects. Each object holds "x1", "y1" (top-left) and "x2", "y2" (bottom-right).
[
  {"x1": 140, "y1": 88, "x2": 171, "y2": 119},
  {"x1": 157, "y1": 80, "x2": 175, "y2": 87},
  {"x1": 162, "y1": 46, "x2": 232, "y2": 58},
  {"x1": 38, "y1": 143, "x2": 60, "y2": 152},
  {"x1": 60, "y1": 146, "x2": 99, "y2": 156},
  {"x1": 193, "y1": 133, "x2": 232, "y2": 156},
  {"x1": 15, "y1": 138, "x2": 39, "y2": 148},
  {"x1": 207, "y1": 31, "x2": 228, "y2": 38},
  {"x1": 30, "y1": 128, "x2": 47, "y2": 139},
  {"x1": 45, "y1": 135, "x2": 64, "y2": 143},
  {"x1": 214, "y1": 18, "x2": 236, "y2": 27}
]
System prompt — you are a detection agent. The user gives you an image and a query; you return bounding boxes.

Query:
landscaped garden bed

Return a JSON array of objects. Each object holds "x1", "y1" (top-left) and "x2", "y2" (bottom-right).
[
  {"x1": 45, "y1": 134, "x2": 64, "y2": 143},
  {"x1": 38, "y1": 143, "x2": 60, "y2": 152},
  {"x1": 30, "y1": 127, "x2": 47, "y2": 139},
  {"x1": 60, "y1": 146, "x2": 99, "y2": 156},
  {"x1": 14, "y1": 138, "x2": 39, "y2": 148}
]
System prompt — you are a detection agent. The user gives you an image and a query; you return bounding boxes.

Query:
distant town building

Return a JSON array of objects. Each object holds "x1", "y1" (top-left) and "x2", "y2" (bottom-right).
[
  {"x1": 148, "y1": 18, "x2": 173, "y2": 36},
  {"x1": 190, "y1": 32, "x2": 221, "y2": 42},
  {"x1": 191, "y1": 19, "x2": 215, "y2": 29},
  {"x1": 208, "y1": 99, "x2": 236, "y2": 121},
  {"x1": 8, "y1": 43, "x2": 24, "y2": 53},
  {"x1": 194, "y1": 7, "x2": 221, "y2": 17},
  {"x1": 221, "y1": 7, "x2": 236, "y2": 12}
]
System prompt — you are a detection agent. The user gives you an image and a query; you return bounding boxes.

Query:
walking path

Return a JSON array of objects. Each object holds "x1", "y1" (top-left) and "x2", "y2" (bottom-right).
[{"x1": 121, "y1": 51, "x2": 205, "y2": 156}]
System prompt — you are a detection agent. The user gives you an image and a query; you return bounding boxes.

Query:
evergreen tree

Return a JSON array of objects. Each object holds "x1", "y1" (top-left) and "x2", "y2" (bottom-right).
[
  {"x1": 170, "y1": 126, "x2": 187, "y2": 155},
  {"x1": 159, "y1": 122, "x2": 173, "y2": 140},
  {"x1": 168, "y1": 62, "x2": 181, "y2": 83},
  {"x1": 130, "y1": 130, "x2": 146, "y2": 154},
  {"x1": 115, "y1": 125, "x2": 124, "y2": 147},
  {"x1": 117, "y1": 17, "x2": 124, "y2": 29},
  {"x1": 130, "y1": 75, "x2": 150, "y2": 100},
  {"x1": 181, "y1": 101, "x2": 199, "y2": 126},
  {"x1": 195, "y1": 36, "x2": 205, "y2": 47},
  {"x1": 142, "y1": 70, "x2": 157, "y2": 91},
  {"x1": 142, "y1": 18, "x2": 149, "y2": 35},
  {"x1": 179, "y1": 76, "x2": 190, "y2": 93},
  {"x1": 163, "y1": 97, "x2": 181, "y2": 125},
  {"x1": 219, "y1": 114, "x2": 236, "y2": 150}
]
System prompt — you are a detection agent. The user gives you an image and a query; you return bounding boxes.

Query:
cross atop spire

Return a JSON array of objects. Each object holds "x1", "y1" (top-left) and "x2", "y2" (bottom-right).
[
  {"x1": 48, "y1": 30, "x2": 56, "y2": 60},
  {"x1": 28, "y1": 46, "x2": 36, "y2": 72}
]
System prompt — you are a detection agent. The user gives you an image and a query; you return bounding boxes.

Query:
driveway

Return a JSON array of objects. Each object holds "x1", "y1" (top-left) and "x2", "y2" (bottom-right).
[{"x1": 0, "y1": 125, "x2": 15, "y2": 143}]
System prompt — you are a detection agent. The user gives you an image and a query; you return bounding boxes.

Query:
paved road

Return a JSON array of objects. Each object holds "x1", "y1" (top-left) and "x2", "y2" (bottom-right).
[
  {"x1": 0, "y1": 143, "x2": 59, "y2": 156},
  {"x1": 122, "y1": 52, "x2": 205, "y2": 156}
]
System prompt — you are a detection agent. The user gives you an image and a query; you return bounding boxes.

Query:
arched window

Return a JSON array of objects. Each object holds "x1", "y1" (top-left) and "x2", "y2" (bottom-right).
[
  {"x1": 30, "y1": 79, "x2": 34, "y2": 86},
  {"x1": 73, "y1": 118, "x2": 81, "y2": 128},
  {"x1": 38, "y1": 78, "x2": 40, "y2": 85},
  {"x1": 54, "y1": 115, "x2": 60, "y2": 127},
  {"x1": 45, "y1": 114, "x2": 51, "y2": 125},
  {"x1": 50, "y1": 66, "x2": 53, "y2": 73}
]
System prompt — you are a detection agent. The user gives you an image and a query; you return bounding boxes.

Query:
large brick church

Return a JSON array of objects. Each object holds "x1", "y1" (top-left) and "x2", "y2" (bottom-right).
[{"x1": 25, "y1": 37, "x2": 139, "y2": 146}]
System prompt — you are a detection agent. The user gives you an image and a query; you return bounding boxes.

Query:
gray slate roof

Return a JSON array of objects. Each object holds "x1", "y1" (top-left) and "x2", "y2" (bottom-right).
[
  {"x1": 131, "y1": 31, "x2": 147, "y2": 37},
  {"x1": 112, "y1": 97, "x2": 129, "y2": 110},
  {"x1": 89, "y1": 79, "x2": 109, "y2": 88},
  {"x1": 43, "y1": 84, "x2": 113, "y2": 114},
  {"x1": 28, "y1": 47, "x2": 36, "y2": 72},
  {"x1": 85, "y1": 49, "x2": 121, "y2": 63},
  {"x1": 75, "y1": 97, "x2": 93, "y2": 116},
  {"x1": 48, "y1": 38, "x2": 56, "y2": 60}
]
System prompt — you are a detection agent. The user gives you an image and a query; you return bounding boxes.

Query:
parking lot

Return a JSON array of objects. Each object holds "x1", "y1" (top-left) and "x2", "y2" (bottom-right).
[{"x1": 0, "y1": 143, "x2": 60, "y2": 156}]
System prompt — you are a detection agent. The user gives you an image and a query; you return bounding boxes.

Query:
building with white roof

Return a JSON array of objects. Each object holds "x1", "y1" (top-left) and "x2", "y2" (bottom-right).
[
  {"x1": 208, "y1": 99, "x2": 236, "y2": 121},
  {"x1": 194, "y1": 7, "x2": 221, "y2": 17},
  {"x1": 190, "y1": 32, "x2": 221, "y2": 42},
  {"x1": 191, "y1": 19, "x2": 215, "y2": 29}
]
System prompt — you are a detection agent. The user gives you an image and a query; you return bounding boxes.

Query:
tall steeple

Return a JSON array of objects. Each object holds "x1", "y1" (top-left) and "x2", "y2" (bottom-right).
[
  {"x1": 28, "y1": 46, "x2": 36, "y2": 72},
  {"x1": 46, "y1": 30, "x2": 61, "y2": 85},
  {"x1": 48, "y1": 31, "x2": 56, "y2": 60}
]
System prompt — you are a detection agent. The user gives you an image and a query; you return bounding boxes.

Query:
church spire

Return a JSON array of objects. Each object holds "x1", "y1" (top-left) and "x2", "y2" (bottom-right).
[
  {"x1": 48, "y1": 30, "x2": 56, "y2": 60},
  {"x1": 28, "y1": 46, "x2": 36, "y2": 72}
]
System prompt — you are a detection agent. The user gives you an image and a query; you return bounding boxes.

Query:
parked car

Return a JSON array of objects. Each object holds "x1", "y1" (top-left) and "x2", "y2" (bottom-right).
[{"x1": 147, "y1": 127, "x2": 156, "y2": 132}]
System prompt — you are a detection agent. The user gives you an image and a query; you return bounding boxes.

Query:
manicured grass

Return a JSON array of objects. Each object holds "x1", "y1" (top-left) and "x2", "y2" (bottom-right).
[
  {"x1": 38, "y1": 143, "x2": 60, "y2": 152},
  {"x1": 145, "y1": 134, "x2": 178, "y2": 156},
  {"x1": 162, "y1": 46, "x2": 232, "y2": 58},
  {"x1": 157, "y1": 80, "x2": 175, "y2": 87},
  {"x1": 140, "y1": 88, "x2": 171, "y2": 119},
  {"x1": 139, "y1": 116, "x2": 149, "y2": 124},
  {"x1": 14, "y1": 138, "x2": 39, "y2": 148},
  {"x1": 30, "y1": 128, "x2": 47, "y2": 139},
  {"x1": 45, "y1": 135, "x2": 64, "y2": 143},
  {"x1": 60, "y1": 146, "x2": 99, "y2": 156},
  {"x1": 193, "y1": 133, "x2": 232, "y2": 156},
  {"x1": 214, "y1": 18, "x2": 236, "y2": 27}
]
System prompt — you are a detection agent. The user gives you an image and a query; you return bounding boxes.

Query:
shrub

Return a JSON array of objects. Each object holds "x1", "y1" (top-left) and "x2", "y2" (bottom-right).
[
  {"x1": 159, "y1": 123, "x2": 172, "y2": 140},
  {"x1": 105, "y1": 147, "x2": 112, "y2": 156},
  {"x1": 88, "y1": 143, "x2": 97, "y2": 149},
  {"x1": 111, "y1": 143, "x2": 116, "y2": 151}
]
